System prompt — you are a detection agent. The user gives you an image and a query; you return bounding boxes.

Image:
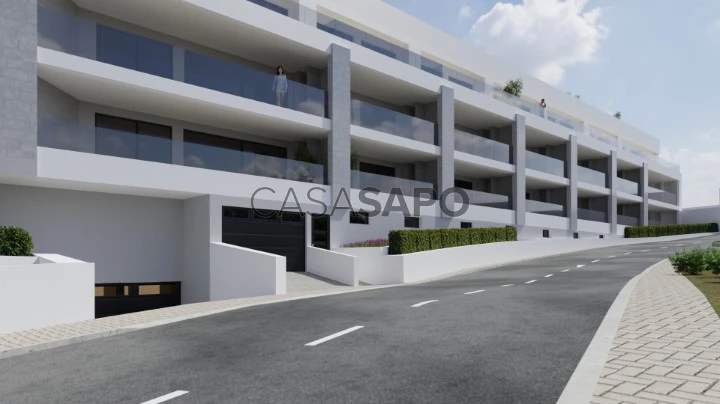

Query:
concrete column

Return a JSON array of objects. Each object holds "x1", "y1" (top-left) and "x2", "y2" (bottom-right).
[
  {"x1": 437, "y1": 85, "x2": 455, "y2": 217},
  {"x1": 608, "y1": 150, "x2": 618, "y2": 234},
  {"x1": 172, "y1": 46, "x2": 185, "y2": 82},
  {"x1": 641, "y1": 162, "x2": 649, "y2": 226},
  {"x1": 567, "y1": 135, "x2": 578, "y2": 236},
  {"x1": 512, "y1": 114, "x2": 527, "y2": 227},
  {"x1": 172, "y1": 126, "x2": 184, "y2": 165},
  {"x1": 327, "y1": 44, "x2": 351, "y2": 248}
]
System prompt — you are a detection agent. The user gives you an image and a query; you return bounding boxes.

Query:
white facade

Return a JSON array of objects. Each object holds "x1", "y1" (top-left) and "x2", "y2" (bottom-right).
[{"x1": 0, "y1": 0, "x2": 682, "y2": 311}]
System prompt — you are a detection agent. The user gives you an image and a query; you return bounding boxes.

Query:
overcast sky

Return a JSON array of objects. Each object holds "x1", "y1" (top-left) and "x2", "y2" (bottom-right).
[{"x1": 385, "y1": 0, "x2": 720, "y2": 207}]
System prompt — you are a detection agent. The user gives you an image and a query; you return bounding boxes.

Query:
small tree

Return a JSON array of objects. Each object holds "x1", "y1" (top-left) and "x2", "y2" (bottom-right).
[
  {"x1": 0, "y1": 226, "x2": 34, "y2": 256},
  {"x1": 350, "y1": 153, "x2": 360, "y2": 170},
  {"x1": 503, "y1": 78, "x2": 523, "y2": 97},
  {"x1": 293, "y1": 143, "x2": 319, "y2": 164},
  {"x1": 614, "y1": 112, "x2": 622, "y2": 119}
]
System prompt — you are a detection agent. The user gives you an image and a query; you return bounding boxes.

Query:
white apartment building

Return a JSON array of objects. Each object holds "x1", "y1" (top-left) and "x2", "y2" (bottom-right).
[{"x1": 0, "y1": 0, "x2": 681, "y2": 315}]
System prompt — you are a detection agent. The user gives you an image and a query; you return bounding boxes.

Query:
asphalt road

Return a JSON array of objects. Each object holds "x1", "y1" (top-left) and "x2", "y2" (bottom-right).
[{"x1": 0, "y1": 236, "x2": 717, "y2": 404}]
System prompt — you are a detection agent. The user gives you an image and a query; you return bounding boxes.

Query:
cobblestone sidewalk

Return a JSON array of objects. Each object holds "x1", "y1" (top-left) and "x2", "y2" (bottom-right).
[{"x1": 592, "y1": 261, "x2": 720, "y2": 404}]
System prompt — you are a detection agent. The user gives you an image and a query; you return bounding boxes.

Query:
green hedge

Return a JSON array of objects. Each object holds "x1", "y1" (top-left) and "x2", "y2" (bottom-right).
[
  {"x1": 0, "y1": 226, "x2": 34, "y2": 257},
  {"x1": 670, "y1": 247, "x2": 720, "y2": 275},
  {"x1": 388, "y1": 226, "x2": 517, "y2": 255},
  {"x1": 624, "y1": 223, "x2": 718, "y2": 238}
]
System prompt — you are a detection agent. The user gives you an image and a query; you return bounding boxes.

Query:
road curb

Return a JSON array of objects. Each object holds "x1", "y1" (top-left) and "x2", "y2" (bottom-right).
[{"x1": 555, "y1": 258, "x2": 667, "y2": 404}]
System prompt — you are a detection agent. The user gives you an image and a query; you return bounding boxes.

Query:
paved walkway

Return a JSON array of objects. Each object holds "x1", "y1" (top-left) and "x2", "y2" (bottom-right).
[
  {"x1": 592, "y1": 261, "x2": 720, "y2": 404},
  {"x1": 0, "y1": 274, "x2": 383, "y2": 359}
]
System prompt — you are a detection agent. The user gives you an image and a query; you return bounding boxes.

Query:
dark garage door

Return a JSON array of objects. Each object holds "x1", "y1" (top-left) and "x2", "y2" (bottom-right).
[{"x1": 222, "y1": 207, "x2": 306, "y2": 272}]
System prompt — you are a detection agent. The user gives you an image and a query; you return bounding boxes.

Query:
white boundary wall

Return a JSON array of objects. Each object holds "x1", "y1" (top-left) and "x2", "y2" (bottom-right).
[
  {"x1": 209, "y1": 242, "x2": 286, "y2": 300},
  {"x1": 0, "y1": 254, "x2": 94, "y2": 334},
  {"x1": 306, "y1": 247, "x2": 359, "y2": 286}
]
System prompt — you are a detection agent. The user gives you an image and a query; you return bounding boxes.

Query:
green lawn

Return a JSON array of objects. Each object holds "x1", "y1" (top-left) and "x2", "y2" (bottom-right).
[{"x1": 685, "y1": 271, "x2": 720, "y2": 316}]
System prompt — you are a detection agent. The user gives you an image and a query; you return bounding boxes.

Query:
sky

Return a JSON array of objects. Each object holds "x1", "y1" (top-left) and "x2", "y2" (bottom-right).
[{"x1": 385, "y1": 0, "x2": 720, "y2": 208}]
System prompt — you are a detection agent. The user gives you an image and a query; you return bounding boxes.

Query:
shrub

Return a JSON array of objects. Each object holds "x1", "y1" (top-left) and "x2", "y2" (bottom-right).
[
  {"x1": 669, "y1": 248, "x2": 708, "y2": 275},
  {"x1": 625, "y1": 223, "x2": 718, "y2": 238},
  {"x1": 388, "y1": 226, "x2": 517, "y2": 255},
  {"x1": 342, "y1": 239, "x2": 389, "y2": 248},
  {"x1": 0, "y1": 226, "x2": 34, "y2": 257},
  {"x1": 706, "y1": 248, "x2": 720, "y2": 275},
  {"x1": 713, "y1": 241, "x2": 720, "y2": 248}
]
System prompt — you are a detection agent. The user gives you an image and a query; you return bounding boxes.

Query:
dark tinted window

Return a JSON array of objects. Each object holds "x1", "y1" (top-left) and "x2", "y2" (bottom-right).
[
  {"x1": 543, "y1": 230, "x2": 550, "y2": 238},
  {"x1": 350, "y1": 211, "x2": 369, "y2": 225},
  {"x1": 97, "y1": 25, "x2": 172, "y2": 79},
  {"x1": 359, "y1": 162, "x2": 396, "y2": 177},
  {"x1": 461, "y1": 222, "x2": 472, "y2": 229},
  {"x1": 184, "y1": 130, "x2": 244, "y2": 173},
  {"x1": 455, "y1": 180, "x2": 473, "y2": 190},
  {"x1": 95, "y1": 114, "x2": 171, "y2": 163},
  {"x1": 405, "y1": 217, "x2": 420, "y2": 228}
]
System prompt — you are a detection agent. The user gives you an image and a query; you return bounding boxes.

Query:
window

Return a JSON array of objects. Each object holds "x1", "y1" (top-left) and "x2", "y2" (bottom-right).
[
  {"x1": 455, "y1": 180, "x2": 473, "y2": 190},
  {"x1": 183, "y1": 130, "x2": 287, "y2": 174},
  {"x1": 543, "y1": 230, "x2": 550, "y2": 238},
  {"x1": 573, "y1": 232, "x2": 579, "y2": 239},
  {"x1": 95, "y1": 114, "x2": 172, "y2": 163},
  {"x1": 96, "y1": 25, "x2": 173, "y2": 79},
  {"x1": 405, "y1": 217, "x2": 420, "y2": 228},
  {"x1": 461, "y1": 222, "x2": 472, "y2": 229},
  {"x1": 359, "y1": 162, "x2": 396, "y2": 177},
  {"x1": 350, "y1": 211, "x2": 369, "y2": 225},
  {"x1": 599, "y1": 235, "x2": 605, "y2": 239}
]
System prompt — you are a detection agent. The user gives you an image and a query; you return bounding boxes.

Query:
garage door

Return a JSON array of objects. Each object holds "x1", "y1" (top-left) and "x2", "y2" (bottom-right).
[{"x1": 222, "y1": 207, "x2": 306, "y2": 272}]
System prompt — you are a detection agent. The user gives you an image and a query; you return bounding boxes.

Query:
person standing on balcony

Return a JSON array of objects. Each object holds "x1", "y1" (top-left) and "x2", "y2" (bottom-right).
[
  {"x1": 273, "y1": 65, "x2": 288, "y2": 107},
  {"x1": 540, "y1": 99, "x2": 547, "y2": 108}
]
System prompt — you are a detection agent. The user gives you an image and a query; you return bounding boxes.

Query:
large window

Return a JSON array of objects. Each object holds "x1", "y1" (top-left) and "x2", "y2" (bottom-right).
[
  {"x1": 95, "y1": 114, "x2": 172, "y2": 163},
  {"x1": 183, "y1": 130, "x2": 287, "y2": 174},
  {"x1": 359, "y1": 162, "x2": 396, "y2": 177},
  {"x1": 96, "y1": 25, "x2": 173, "y2": 79}
]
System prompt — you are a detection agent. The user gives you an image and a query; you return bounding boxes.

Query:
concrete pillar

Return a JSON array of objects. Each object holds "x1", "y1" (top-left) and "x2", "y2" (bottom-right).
[
  {"x1": 512, "y1": 114, "x2": 527, "y2": 227},
  {"x1": 172, "y1": 46, "x2": 185, "y2": 82},
  {"x1": 437, "y1": 85, "x2": 455, "y2": 217},
  {"x1": 567, "y1": 135, "x2": 578, "y2": 236},
  {"x1": 327, "y1": 44, "x2": 351, "y2": 248},
  {"x1": 608, "y1": 150, "x2": 618, "y2": 234},
  {"x1": 641, "y1": 162, "x2": 649, "y2": 226}
]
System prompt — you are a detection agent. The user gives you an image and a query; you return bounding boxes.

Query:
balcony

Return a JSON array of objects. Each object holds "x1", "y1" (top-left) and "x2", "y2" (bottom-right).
[
  {"x1": 578, "y1": 208, "x2": 608, "y2": 223},
  {"x1": 351, "y1": 99, "x2": 436, "y2": 145},
  {"x1": 247, "y1": 0, "x2": 301, "y2": 18},
  {"x1": 38, "y1": 118, "x2": 325, "y2": 184},
  {"x1": 526, "y1": 151, "x2": 565, "y2": 177},
  {"x1": 526, "y1": 200, "x2": 565, "y2": 217},
  {"x1": 617, "y1": 214, "x2": 639, "y2": 226},
  {"x1": 455, "y1": 189, "x2": 510, "y2": 210},
  {"x1": 454, "y1": 130, "x2": 510, "y2": 163},
  {"x1": 547, "y1": 110, "x2": 583, "y2": 132},
  {"x1": 577, "y1": 166, "x2": 606, "y2": 188},
  {"x1": 351, "y1": 171, "x2": 435, "y2": 198},
  {"x1": 38, "y1": 6, "x2": 326, "y2": 117},
  {"x1": 589, "y1": 126, "x2": 619, "y2": 149},
  {"x1": 617, "y1": 178, "x2": 639, "y2": 195},
  {"x1": 648, "y1": 187, "x2": 678, "y2": 205}
]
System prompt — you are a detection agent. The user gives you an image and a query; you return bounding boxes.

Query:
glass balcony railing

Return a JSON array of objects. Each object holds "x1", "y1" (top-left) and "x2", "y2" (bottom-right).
[
  {"x1": 589, "y1": 127, "x2": 619, "y2": 148},
  {"x1": 455, "y1": 189, "x2": 511, "y2": 210},
  {"x1": 577, "y1": 166, "x2": 607, "y2": 188},
  {"x1": 38, "y1": 6, "x2": 327, "y2": 117},
  {"x1": 617, "y1": 178, "x2": 640, "y2": 195},
  {"x1": 490, "y1": 87, "x2": 545, "y2": 118},
  {"x1": 351, "y1": 99, "x2": 436, "y2": 144},
  {"x1": 578, "y1": 208, "x2": 608, "y2": 223},
  {"x1": 547, "y1": 110, "x2": 583, "y2": 132},
  {"x1": 526, "y1": 200, "x2": 565, "y2": 217},
  {"x1": 351, "y1": 171, "x2": 435, "y2": 198},
  {"x1": 38, "y1": 118, "x2": 325, "y2": 184},
  {"x1": 648, "y1": 187, "x2": 678, "y2": 205},
  {"x1": 454, "y1": 130, "x2": 510, "y2": 163},
  {"x1": 617, "y1": 214, "x2": 639, "y2": 226},
  {"x1": 247, "y1": 0, "x2": 301, "y2": 19},
  {"x1": 526, "y1": 151, "x2": 565, "y2": 177}
]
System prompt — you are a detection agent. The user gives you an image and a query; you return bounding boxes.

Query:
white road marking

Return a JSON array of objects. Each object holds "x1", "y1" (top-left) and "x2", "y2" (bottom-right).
[
  {"x1": 694, "y1": 242, "x2": 701, "y2": 244},
  {"x1": 464, "y1": 289, "x2": 485, "y2": 295},
  {"x1": 562, "y1": 269, "x2": 570, "y2": 272},
  {"x1": 525, "y1": 280, "x2": 537, "y2": 284},
  {"x1": 624, "y1": 252, "x2": 632, "y2": 255},
  {"x1": 545, "y1": 274, "x2": 554, "y2": 278},
  {"x1": 577, "y1": 264, "x2": 586, "y2": 268},
  {"x1": 305, "y1": 326, "x2": 365, "y2": 346},
  {"x1": 140, "y1": 391, "x2": 189, "y2": 404},
  {"x1": 411, "y1": 300, "x2": 438, "y2": 308},
  {"x1": 608, "y1": 255, "x2": 616, "y2": 258},
  {"x1": 591, "y1": 260, "x2": 600, "y2": 263},
  {"x1": 640, "y1": 250, "x2": 650, "y2": 252},
  {"x1": 661, "y1": 246, "x2": 668, "y2": 249},
  {"x1": 501, "y1": 284, "x2": 514, "y2": 287}
]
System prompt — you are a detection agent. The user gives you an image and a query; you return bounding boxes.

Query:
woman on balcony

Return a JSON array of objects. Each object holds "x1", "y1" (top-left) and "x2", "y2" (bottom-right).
[{"x1": 273, "y1": 65, "x2": 289, "y2": 107}]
